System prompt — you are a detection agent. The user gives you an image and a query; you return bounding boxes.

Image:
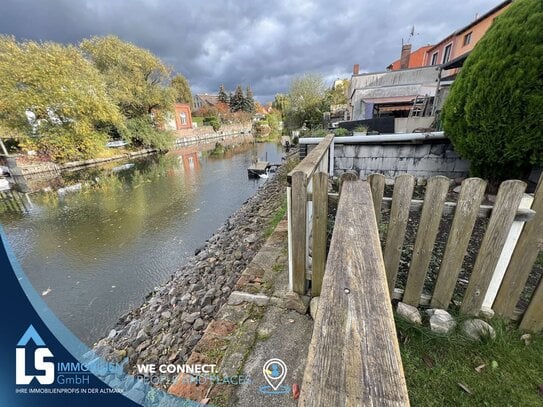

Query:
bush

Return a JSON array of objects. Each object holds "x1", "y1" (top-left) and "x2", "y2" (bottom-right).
[
  {"x1": 203, "y1": 116, "x2": 221, "y2": 131},
  {"x1": 442, "y1": 0, "x2": 543, "y2": 184},
  {"x1": 334, "y1": 128, "x2": 350, "y2": 137},
  {"x1": 122, "y1": 117, "x2": 173, "y2": 151}
]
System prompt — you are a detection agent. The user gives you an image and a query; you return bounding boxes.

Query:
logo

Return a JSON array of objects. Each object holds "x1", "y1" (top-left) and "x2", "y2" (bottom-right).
[
  {"x1": 16, "y1": 325, "x2": 55, "y2": 385},
  {"x1": 259, "y1": 358, "x2": 290, "y2": 395}
]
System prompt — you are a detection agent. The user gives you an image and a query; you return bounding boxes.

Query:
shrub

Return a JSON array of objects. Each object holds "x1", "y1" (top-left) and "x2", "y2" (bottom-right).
[
  {"x1": 442, "y1": 0, "x2": 543, "y2": 184},
  {"x1": 122, "y1": 116, "x2": 173, "y2": 150},
  {"x1": 334, "y1": 128, "x2": 350, "y2": 137}
]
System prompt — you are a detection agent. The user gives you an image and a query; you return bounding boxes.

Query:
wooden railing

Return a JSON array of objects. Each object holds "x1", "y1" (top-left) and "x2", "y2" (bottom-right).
[
  {"x1": 299, "y1": 180, "x2": 409, "y2": 406},
  {"x1": 366, "y1": 173, "x2": 543, "y2": 329},
  {"x1": 287, "y1": 134, "x2": 333, "y2": 295}
]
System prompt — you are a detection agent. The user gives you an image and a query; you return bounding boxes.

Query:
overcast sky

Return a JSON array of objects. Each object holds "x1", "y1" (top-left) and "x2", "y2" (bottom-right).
[{"x1": 1, "y1": 0, "x2": 500, "y2": 103}]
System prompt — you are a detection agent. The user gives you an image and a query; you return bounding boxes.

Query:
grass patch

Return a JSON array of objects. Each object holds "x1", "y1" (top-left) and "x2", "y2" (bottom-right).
[
  {"x1": 397, "y1": 316, "x2": 543, "y2": 406},
  {"x1": 264, "y1": 198, "x2": 287, "y2": 237}
]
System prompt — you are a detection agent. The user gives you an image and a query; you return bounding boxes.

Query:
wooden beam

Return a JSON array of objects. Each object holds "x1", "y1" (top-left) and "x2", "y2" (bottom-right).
[
  {"x1": 291, "y1": 171, "x2": 308, "y2": 294},
  {"x1": 287, "y1": 135, "x2": 334, "y2": 184},
  {"x1": 299, "y1": 180, "x2": 409, "y2": 406},
  {"x1": 431, "y1": 178, "x2": 487, "y2": 309},
  {"x1": 494, "y1": 182, "x2": 543, "y2": 318},
  {"x1": 311, "y1": 171, "x2": 328, "y2": 296},
  {"x1": 383, "y1": 174, "x2": 415, "y2": 294},
  {"x1": 461, "y1": 180, "x2": 527, "y2": 315},
  {"x1": 368, "y1": 173, "x2": 385, "y2": 225},
  {"x1": 403, "y1": 176, "x2": 450, "y2": 306}
]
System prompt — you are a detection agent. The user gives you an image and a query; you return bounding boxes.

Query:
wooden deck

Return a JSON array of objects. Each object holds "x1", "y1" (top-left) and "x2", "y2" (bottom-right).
[{"x1": 247, "y1": 160, "x2": 268, "y2": 177}]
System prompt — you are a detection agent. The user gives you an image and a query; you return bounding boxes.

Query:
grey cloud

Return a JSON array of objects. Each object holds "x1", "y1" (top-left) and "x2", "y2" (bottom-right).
[{"x1": 1, "y1": 0, "x2": 499, "y2": 102}]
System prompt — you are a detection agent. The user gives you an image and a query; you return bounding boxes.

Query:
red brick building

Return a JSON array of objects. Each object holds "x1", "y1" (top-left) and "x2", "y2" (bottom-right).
[
  {"x1": 173, "y1": 103, "x2": 192, "y2": 130},
  {"x1": 387, "y1": 44, "x2": 433, "y2": 71}
]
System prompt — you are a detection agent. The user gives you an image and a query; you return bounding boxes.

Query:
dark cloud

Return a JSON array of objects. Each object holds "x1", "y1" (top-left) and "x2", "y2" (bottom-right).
[{"x1": 1, "y1": 0, "x2": 499, "y2": 102}]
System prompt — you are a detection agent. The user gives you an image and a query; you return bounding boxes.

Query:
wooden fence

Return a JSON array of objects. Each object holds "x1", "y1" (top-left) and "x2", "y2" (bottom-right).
[
  {"x1": 287, "y1": 134, "x2": 333, "y2": 295},
  {"x1": 289, "y1": 136, "x2": 543, "y2": 331},
  {"x1": 363, "y1": 173, "x2": 542, "y2": 330}
]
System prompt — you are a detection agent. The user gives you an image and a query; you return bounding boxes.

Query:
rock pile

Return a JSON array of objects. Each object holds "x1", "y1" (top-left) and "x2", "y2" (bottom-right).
[{"x1": 92, "y1": 163, "x2": 290, "y2": 386}]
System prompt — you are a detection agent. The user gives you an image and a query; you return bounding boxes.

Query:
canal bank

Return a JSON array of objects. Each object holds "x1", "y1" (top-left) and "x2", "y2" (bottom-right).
[{"x1": 91, "y1": 158, "x2": 296, "y2": 385}]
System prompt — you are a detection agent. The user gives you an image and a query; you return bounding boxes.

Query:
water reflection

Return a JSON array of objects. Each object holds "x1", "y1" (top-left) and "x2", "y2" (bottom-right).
[{"x1": 1, "y1": 142, "x2": 283, "y2": 345}]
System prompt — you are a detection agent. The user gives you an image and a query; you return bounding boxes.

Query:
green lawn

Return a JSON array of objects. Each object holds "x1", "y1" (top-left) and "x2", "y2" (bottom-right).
[{"x1": 397, "y1": 316, "x2": 543, "y2": 406}]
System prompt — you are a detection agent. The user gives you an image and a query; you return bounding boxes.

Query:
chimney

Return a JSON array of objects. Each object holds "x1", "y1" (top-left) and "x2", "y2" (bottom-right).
[
  {"x1": 400, "y1": 44, "x2": 412, "y2": 70},
  {"x1": 353, "y1": 64, "x2": 360, "y2": 75}
]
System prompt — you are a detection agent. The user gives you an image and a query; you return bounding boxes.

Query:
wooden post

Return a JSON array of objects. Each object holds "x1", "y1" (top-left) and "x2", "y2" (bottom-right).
[
  {"x1": 291, "y1": 171, "x2": 308, "y2": 294},
  {"x1": 403, "y1": 176, "x2": 449, "y2": 306},
  {"x1": 520, "y1": 278, "x2": 543, "y2": 332},
  {"x1": 383, "y1": 174, "x2": 415, "y2": 294},
  {"x1": 368, "y1": 173, "x2": 385, "y2": 225},
  {"x1": 494, "y1": 180, "x2": 543, "y2": 318},
  {"x1": 431, "y1": 178, "x2": 487, "y2": 309},
  {"x1": 461, "y1": 180, "x2": 527, "y2": 315},
  {"x1": 311, "y1": 171, "x2": 328, "y2": 296},
  {"x1": 339, "y1": 171, "x2": 358, "y2": 196}
]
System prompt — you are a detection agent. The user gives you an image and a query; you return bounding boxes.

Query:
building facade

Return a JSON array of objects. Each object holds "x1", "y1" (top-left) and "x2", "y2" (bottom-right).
[{"x1": 423, "y1": 0, "x2": 512, "y2": 67}]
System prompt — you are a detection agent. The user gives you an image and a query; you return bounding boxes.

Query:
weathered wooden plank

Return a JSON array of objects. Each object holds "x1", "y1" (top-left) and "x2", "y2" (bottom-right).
[
  {"x1": 291, "y1": 171, "x2": 308, "y2": 294},
  {"x1": 338, "y1": 170, "x2": 358, "y2": 196},
  {"x1": 380, "y1": 197, "x2": 534, "y2": 222},
  {"x1": 383, "y1": 174, "x2": 415, "y2": 294},
  {"x1": 368, "y1": 173, "x2": 385, "y2": 225},
  {"x1": 494, "y1": 185, "x2": 543, "y2": 318},
  {"x1": 461, "y1": 180, "x2": 527, "y2": 315},
  {"x1": 431, "y1": 178, "x2": 487, "y2": 309},
  {"x1": 519, "y1": 278, "x2": 543, "y2": 332},
  {"x1": 403, "y1": 176, "x2": 450, "y2": 306},
  {"x1": 311, "y1": 171, "x2": 328, "y2": 296},
  {"x1": 299, "y1": 181, "x2": 409, "y2": 406},
  {"x1": 287, "y1": 135, "x2": 334, "y2": 183}
]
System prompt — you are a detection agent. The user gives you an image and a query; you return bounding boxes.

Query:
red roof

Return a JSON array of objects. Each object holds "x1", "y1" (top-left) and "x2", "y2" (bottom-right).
[{"x1": 387, "y1": 45, "x2": 433, "y2": 71}]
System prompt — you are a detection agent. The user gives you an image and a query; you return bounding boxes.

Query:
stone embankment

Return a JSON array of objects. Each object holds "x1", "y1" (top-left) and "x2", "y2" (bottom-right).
[{"x1": 92, "y1": 160, "x2": 292, "y2": 384}]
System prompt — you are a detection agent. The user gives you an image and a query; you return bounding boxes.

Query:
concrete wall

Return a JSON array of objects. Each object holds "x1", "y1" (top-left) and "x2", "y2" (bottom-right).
[{"x1": 332, "y1": 141, "x2": 470, "y2": 179}]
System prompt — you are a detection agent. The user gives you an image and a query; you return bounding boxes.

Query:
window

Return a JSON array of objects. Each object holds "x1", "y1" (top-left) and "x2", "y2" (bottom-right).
[
  {"x1": 442, "y1": 43, "x2": 452, "y2": 64},
  {"x1": 179, "y1": 112, "x2": 187, "y2": 125},
  {"x1": 430, "y1": 52, "x2": 439, "y2": 65},
  {"x1": 463, "y1": 32, "x2": 472, "y2": 46}
]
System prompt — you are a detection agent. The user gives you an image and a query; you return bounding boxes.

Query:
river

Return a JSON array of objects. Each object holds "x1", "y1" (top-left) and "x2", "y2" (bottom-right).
[{"x1": 1, "y1": 141, "x2": 283, "y2": 345}]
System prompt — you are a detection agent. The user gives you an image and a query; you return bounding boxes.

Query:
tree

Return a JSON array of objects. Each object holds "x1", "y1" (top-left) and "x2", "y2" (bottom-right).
[
  {"x1": 218, "y1": 84, "x2": 229, "y2": 104},
  {"x1": 442, "y1": 0, "x2": 543, "y2": 185},
  {"x1": 272, "y1": 93, "x2": 289, "y2": 112},
  {"x1": 229, "y1": 85, "x2": 245, "y2": 112},
  {"x1": 328, "y1": 79, "x2": 349, "y2": 105},
  {"x1": 243, "y1": 86, "x2": 255, "y2": 113},
  {"x1": 80, "y1": 36, "x2": 174, "y2": 120},
  {"x1": 171, "y1": 74, "x2": 193, "y2": 106},
  {"x1": 284, "y1": 73, "x2": 328, "y2": 129},
  {"x1": 0, "y1": 36, "x2": 124, "y2": 161}
]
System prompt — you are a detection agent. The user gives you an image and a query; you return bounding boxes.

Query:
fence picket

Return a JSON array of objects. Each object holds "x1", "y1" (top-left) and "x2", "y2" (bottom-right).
[
  {"x1": 291, "y1": 171, "x2": 308, "y2": 294},
  {"x1": 368, "y1": 173, "x2": 385, "y2": 225},
  {"x1": 493, "y1": 182, "x2": 543, "y2": 318},
  {"x1": 519, "y1": 279, "x2": 543, "y2": 332},
  {"x1": 311, "y1": 171, "x2": 329, "y2": 296},
  {"x1": 403, "y1": 176, "x2": 450, "y2": 306},
  {"x1": 461, "y1": 180, "x2": 527, "y2": 315},
  {"x1": 431, "y1": 178, "x2": 487, "y2": 309},
  {"x1": 383, "y1": 174, "x2": 415, "y2": 294}
]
